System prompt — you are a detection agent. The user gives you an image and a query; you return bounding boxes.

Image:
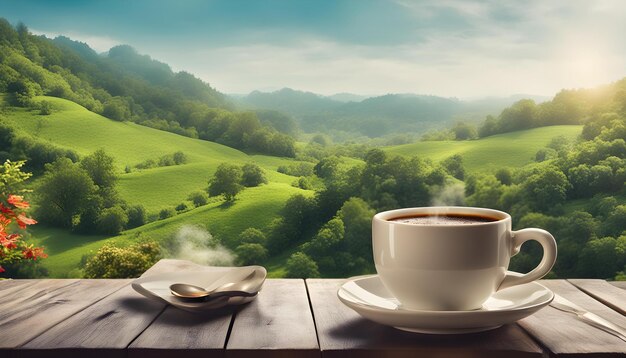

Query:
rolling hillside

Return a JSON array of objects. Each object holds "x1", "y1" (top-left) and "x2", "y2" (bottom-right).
[
  {"x1": 1, "y1": 96, "x2": 310, "y2": 276},
  {"x1": 385, "y1": 125, "x2": 583, "y2": 172}
]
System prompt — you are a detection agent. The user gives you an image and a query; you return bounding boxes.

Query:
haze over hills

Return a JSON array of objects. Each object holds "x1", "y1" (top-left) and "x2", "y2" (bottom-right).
[{"x1": 233, "y1": 88, "x2": 550, "y2": 138}]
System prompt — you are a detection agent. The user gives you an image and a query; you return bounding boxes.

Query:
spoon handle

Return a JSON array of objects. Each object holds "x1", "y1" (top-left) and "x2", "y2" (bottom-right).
[{"x1": 207, "y1": 290, "x2": 257, "y2": 300}]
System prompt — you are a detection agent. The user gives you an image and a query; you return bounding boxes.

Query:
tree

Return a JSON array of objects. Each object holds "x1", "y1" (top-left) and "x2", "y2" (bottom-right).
[
  {"x1": 239, "y1": 228, "x2": 266, "y2": 245},
  {"x1": 522, "y1": 166, "x2": 571, "y2": 212},
  {"x1": 159, "y1": 207, "x2": 176, "y2": 220},
  {"x1": 96, "y1": 206, "x2": 128, "y2": 235},
  {"x1": 126, "y1": 204, "x2": 147, "y2": 228},
  {"x1": 452, "y1": 122, "x2": 477, "y2": 140},
  {"x1": 441, "y1": 154, "x2": 465, "y2": 180},
  {"x1": 80, "y1": 149, "x2": 118, "y2": 206},
  {"x1": 208, "y1": 163, "x2": 243, "y2": 201},
  {"x1": 188, "y1": 191, "x2": 209, "y2": 207},
  {"x1": 339, "y1": 197, "x2": 375, "y2": 260},
  {"x1": 235, "y1": 243, "x2": 268, "y2": 265},
  {"x1": 241, "y1": 163, "x2": 267, "y2": 187},
  {"x1": 285, "y1": 252, "x2": 320, "y2": 278},
  {"x1": 36, "y1": 158, "x2": 97, "y2": 228}
]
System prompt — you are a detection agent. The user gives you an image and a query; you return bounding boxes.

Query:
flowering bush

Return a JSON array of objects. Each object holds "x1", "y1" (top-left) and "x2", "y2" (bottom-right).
[{"x1": 0, "y1": 160, "x2": 46, "y2": 274}]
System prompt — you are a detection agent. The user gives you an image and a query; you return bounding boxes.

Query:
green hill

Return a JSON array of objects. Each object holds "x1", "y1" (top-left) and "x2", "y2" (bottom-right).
[
  {"x1": 2, "y1": 96, "x2": 310, "y2": 276},
  {"x1": 385, "y1": 125, "x2": 583, "y2": 172}
]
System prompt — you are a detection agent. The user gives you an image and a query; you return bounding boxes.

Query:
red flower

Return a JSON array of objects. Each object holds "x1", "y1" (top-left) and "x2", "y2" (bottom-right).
[
  {"x1": 23, "y1": 245, "x2": 47, "y2": 260},
  {"x1": 7, "y1": 195, "x2": 29, "y2": 209},
  {"x1": 0, "y1": 266, "x2": 4, "y2": 273},
  {"x1": 16, "y1": 214, "x2": 37, "y2": 229},
  {"x1": 0, "y1": 233, "x2": 20, "y2": 249},
  {"x1": 0, "y1": 203, "x2": 14, "y2": 216}
]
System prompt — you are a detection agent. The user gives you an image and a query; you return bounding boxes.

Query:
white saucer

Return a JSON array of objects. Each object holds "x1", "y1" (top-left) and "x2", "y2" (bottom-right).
[
  {"x1": 132, "y1": 265, "x2": 266, "y2": 312},
  {"x1": 337, "y1": 272, "x2": 554, "y2": 334}
]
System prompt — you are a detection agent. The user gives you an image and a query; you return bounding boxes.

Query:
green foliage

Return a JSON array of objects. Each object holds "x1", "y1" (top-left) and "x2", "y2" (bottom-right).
[
  {"x1": 241, "y1": 162, "x2": 267, "y2": 187},
  {"x1": 83, "y1": 241, "x2": 160, "y2": 278},
  {"x1": 452, "y1": 122, "x2": 477, "y2": 140},
  {"x1": 80, "y1": 149, "x2": 117, "y2": 196},
  {"x1": 36, "y1": 158, "x2": 97, "y2": 228},
  {"x1": 239, "y1": 227, "x2": 266, "y2": 245},
  {"x1": 159, "y1": 207, "x2": 176, "y2": 220},
  {"x1": 292, "y1": 176, "x2": 312, "y2": 190},
  {"x1": 277, "y1": 162, "x2": 315, "y2": 177},
  {"x1": 96, "y1": 206, "x2": 128, "y2": 235},
  {"x1": 38, "y1": 100, "x2": 52, "y2": 115},
  {"x1": 175, "y1": 202, "x2": 188, "y2": 212},
  {"x1": 188, "y1": 191, "x2": 209, "y2": 207},
  {"x1": 441, "y1": 154, "x2": 465, "y2": 180},
  {"x1": 126, "y1": 204, "x2": 147, "y2": 228},
  {"x1": 208, "y1": 163, "x2": 243, "y2": 201},
  {"x1": 285, "y1": 252, "x2": 320, "y2": 278},
  {"x1": 235, "y1": 243, "x2": 268, "y2": 265}
]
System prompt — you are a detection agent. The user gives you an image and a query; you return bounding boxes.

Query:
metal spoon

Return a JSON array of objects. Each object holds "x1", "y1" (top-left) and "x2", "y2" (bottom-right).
[{"x1": 169, "y1": 266, "x2": 266, "y2": 301}]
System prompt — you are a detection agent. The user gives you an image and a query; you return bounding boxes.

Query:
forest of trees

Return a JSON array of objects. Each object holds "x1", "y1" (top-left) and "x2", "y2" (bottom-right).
[
  {"x1": 0, "y1": 18, "x2": 624, "y2": 280},
  {"x1": 0, "y1": 19, "x2": 296, "y2": 157}
]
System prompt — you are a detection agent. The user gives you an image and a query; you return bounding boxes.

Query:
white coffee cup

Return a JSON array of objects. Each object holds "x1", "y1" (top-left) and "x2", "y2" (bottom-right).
[{"x1": 372, "y1": 206, "x2": 557, "y2": 311}]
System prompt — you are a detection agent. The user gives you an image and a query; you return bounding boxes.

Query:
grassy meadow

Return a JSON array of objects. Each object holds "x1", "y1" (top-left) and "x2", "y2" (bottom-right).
[
  {"x1": 3, "y1": 96, "x2": 311, "y2": 276},
  {"x1": 385, "y1": 125, "x2": 582, "y2": 172},
  {"x1": 2, "y1": 96, "x2": 584, "y2": 277}
]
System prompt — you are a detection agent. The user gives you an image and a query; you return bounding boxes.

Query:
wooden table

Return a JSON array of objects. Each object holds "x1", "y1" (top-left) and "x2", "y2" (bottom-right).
[{"x1": 1, "y1": 259, "x2": 625, "y2": 357}]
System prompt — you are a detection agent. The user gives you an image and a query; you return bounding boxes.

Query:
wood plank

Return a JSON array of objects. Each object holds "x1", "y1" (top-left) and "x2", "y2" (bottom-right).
[
  {"x1": 306, "y1": 279, "x2": 543, "y2": 358},
  {"x1": 569, "y1": 279, "x2": 626, "y2": 315},
  {"x1": 518, "y1": 280, "x2": 626, "y2": 357},
  {"x1": 611, "y1": 281, "x2": 626, "y2": 290},
  {"x1": 0, "y1": 279, "x2": 38, "y2": 297},
  {"x1": 0, "y1": 279, "x2": 78, "y2": 309},
  {"x1": 0, "y1": 279, "x2": 129, "y2": 358},
  {"x1": 0, "y1": 280, "x2": 128, "y2": 348},
  {"x1": 19, "y1": 283, "x2": 166, "y2": 358},
  {"x1": 226, "y1": 279, "x2": 319, "y2": 358},
  {"x1": 128, "y1": 305, "x2": 233, "y2": 358},
  {"x1": 128, "y1": 258, "x2": 236, "y2": 358}
]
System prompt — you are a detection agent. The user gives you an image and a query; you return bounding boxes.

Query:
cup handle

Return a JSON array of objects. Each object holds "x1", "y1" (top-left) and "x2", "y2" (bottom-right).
[{"x1": 498, "y1": 228, "x2": 557, "y2": 291}]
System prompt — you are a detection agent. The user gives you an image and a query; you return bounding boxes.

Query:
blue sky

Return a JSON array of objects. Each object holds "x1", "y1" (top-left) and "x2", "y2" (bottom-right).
[{"x1": 2, "y1": 0, "x2": 626, "y2": 97}]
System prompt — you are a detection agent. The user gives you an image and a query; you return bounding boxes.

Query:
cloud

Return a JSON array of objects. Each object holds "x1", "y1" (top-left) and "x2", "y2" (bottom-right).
[{"x1": 15, "y1": 0, "x2": 626, "y2": 97}]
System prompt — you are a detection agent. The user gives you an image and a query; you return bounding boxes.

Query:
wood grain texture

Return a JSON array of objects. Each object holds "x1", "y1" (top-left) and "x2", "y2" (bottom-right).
[
  {"x1": 518, "y1": 280, "x2": 626, "y2": 357},
  {"x1": 569, "y1": 279, "x2": 626, "y2": 315},
  {"x1": 611, "y1": 281, "x2": 626, "y2": 290},
  {"x1": 0, "y1": 279, "x2": 36, "y2": 295},
  {"x1": 226, "y1": 279, "x2": 319, "y2": 358},
  {"x1": 306, "y1": 279, "x2": 543, "y2": 358},
  {"x1": 0, "y1": 279, "x2": 128, "y2": 350},
  {"x1": 128, "y1": 305, "x2": 233, "y2": 358},
  {"x1": 20, "y1": 283, "x2": 166, "y2": 358}
]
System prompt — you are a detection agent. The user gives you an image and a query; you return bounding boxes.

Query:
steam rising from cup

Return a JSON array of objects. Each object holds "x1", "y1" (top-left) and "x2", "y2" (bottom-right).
[{"x1": 168, "y1": 225, "x2": 234, "y2": 266}]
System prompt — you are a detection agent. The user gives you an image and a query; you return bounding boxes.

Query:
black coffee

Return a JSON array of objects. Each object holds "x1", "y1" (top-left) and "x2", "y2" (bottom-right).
[{"x1": 389, "y1": 214, "x2": 498, "y2": 225}]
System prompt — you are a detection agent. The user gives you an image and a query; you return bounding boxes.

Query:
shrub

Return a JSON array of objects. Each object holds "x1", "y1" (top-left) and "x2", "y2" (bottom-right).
[
  {"x1": 188, "y1": 191, "x2": 209, "y2": 207},
  {"x1": 159, "y1": 207, "x2": 176, "y2": 220},
  {"x1": 235, "y1": 243, "x2": 268, "y2": 265},
  {"x1": 126, "y1": 204, "x2": 147, "y2": 228},
  {"x1": 285, "y1": 252, "x2": 320, "y2": 278},
  {"x1": 39, "y1": 100, "x2": 52, "y2": 115},
  {"x1": 83, "y1": 241, "x2": 161, "y2": 278},
  {"x1": 241, "y1": 163, "x2": 267, "y2": 187},
  {"x1": 96, "y1": 206, "x2": 128, "y2": 235},
  {"x1": 175, "y1": 202, "x2": 188, "y2": 212},
  {"x1": 239, "y1": 227, "x2": 266, "y2": 244}
]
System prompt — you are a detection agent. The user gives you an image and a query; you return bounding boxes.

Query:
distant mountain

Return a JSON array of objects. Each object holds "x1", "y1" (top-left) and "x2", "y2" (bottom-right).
[
  {"x1": 327, "y1": 93, "x2": 369, "y2": 102},
  {"x1": 235, "y1": 88, "x2": 525, "y2": 137}
]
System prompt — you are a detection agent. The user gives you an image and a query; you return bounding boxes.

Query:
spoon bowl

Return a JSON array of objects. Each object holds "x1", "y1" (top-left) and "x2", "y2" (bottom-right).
[{"x1": 169, "y1": 266, "x2": 266, "y2": 300}]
